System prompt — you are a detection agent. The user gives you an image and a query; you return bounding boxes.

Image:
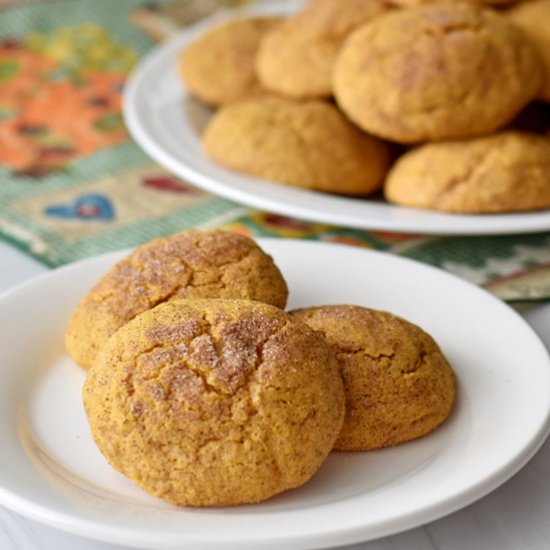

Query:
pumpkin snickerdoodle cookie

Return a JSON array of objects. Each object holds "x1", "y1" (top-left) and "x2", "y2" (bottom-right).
[
  {"x1": 178, "y1": 16, "x2": 281, "y2": 107},
  {"x1": 255, "y1": 0, "x2": 389, "y2": 99},
  {"x1": 83, "y1": 299, "x2": 345, "y2": 506},
  {"x1": 202, "y1": 96, "x2": 391, "y2": 195},
  {"x1": 65, "y1": 230, "x2": 288, "y2": 370},
  {"x1": 508, "y1": 0, "x2": 550, "y2": 102},
  {"x1": 333, "y1": 2, "x2": 542, "y2": 143},
  {"x1": 291, "y1": 305, "x2": 456, "y2": 451},
  {"x1": 385, "y1": 131, "x2": 550, "y2": 213}
]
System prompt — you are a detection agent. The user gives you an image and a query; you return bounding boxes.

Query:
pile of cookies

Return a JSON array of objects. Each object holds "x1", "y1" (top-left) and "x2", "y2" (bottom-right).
[
  {"x1": 67, "y1": 229, "x2": 455, "y2": 506},
  {"x1": 178, "y1": 0, "x2": 550, "y2": 214}
]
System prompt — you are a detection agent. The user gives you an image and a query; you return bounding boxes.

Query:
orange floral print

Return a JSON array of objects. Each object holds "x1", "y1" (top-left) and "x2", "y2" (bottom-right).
[{"x1": 0, "y1": 26, "x2": 136, "y2": 177}]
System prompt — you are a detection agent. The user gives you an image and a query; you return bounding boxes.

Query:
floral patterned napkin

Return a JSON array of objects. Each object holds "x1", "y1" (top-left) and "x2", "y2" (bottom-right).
[{"x1": 1, "y1": 0, "x2": 549, "y2": 302}]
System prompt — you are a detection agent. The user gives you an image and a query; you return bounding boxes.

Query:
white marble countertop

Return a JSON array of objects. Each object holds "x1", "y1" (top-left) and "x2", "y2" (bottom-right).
[{"x1": 1, "y1": 239, "x2": 550, "y2": 550}]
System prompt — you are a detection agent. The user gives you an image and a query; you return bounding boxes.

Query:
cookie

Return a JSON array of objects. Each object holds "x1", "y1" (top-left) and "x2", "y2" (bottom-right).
[
  {"x1": 384, "y1": 131, "x2": 550, "y2": 213},
  {"x1": 333, "y1": 2, "x2": 543, "y2": 143},
  {"x1": 255, "y1": 0, "x2": 389, "y2": 99},
  {"x1": 178, "y1": 16, "x2": 281, "y2": 107},
  {"x1": 83, "y1": 299, "x2": 345, "y2": 506},
  {"x1": 291, "y1": 305, "x2": 456, "y2": 451},
  {"x1": 66, "y1": 229, "x2": 288, "y2": 370},
  {"x1": 508, "y1": 0, "x2": 550, "y2": 102},
  {"x1": 202, "y1": 96, "x2": 391, "y2": 195}
]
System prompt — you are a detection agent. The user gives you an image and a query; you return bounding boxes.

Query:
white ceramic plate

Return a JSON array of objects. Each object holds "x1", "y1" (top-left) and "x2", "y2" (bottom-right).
[
  {"x1": 1, "y1": 239, "x2": 550, "y2": 549},
  {"x1": 123, "y1": 1, "x2": 550, "y2": 236}
]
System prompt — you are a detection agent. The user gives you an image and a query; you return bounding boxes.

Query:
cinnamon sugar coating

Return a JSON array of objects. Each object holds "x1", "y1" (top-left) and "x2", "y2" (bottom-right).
[
  {"x1": 83, "y1": 299, "x2": 345, "y2": 506},
  {"x1": 66, "y1": 230, "x2": 288, "y2": 370},
  {"x1": 291, "y1": 305, "x2": 456, "y2": 451}
]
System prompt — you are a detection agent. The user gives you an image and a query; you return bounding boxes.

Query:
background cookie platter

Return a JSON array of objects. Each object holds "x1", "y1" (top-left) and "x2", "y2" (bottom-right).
[{"x1": 124, "y1": 0, "x2": 550, "y2": 236}]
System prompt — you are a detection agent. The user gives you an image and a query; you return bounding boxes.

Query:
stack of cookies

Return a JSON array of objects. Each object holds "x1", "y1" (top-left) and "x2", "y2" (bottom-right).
[
  {"x1": 68, "y1": 229, "x2": 456, "y2": 506},
  {"x1": 178, "y1": 0, "x2": 550, "y2": 214}
]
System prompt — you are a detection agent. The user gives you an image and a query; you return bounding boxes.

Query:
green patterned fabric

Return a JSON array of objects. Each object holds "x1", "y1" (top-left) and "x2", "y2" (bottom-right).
[{"x1": 0, "y1": 0, "x2": 244, "y2": 266}]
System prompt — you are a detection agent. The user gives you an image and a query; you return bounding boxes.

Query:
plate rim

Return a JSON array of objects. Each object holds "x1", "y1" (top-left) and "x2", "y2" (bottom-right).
[
  {"x1": 1, "y1": 239, "x2": 550, "y2": 549},
  {"x1": 122, "y1": 3, "x2": 550, "y2": 236}
]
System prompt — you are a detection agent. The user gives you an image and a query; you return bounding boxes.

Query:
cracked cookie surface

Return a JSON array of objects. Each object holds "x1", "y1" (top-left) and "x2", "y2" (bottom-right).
[
  {"x1": 202, "y1": 96, "x2": 391, "y2": 195},
  {"x1": 333, "y1": 2, "x2": 542, "y2": 142},
  {"x1": 66, "y1": 229, "x2": 288, "y2": 370},
  {"x1": 178, "y1": 16, "x2": 281, "y2": 107},
  {"x1": 291, "y1": 305, "x2": 456, "y2": 451},
  {"x1": 83, "y1": 299, "x2": 345, "y2": 506},
  {"x1": 255, "y1": 0, "x2": 389, "y2": 99},
  {"x1": 384, "y1": 131, "x2": 550, "y2": 213}
]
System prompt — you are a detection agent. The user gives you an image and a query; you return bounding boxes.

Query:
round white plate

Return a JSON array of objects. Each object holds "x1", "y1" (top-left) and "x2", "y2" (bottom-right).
[
  {"x1": 1, "y1": 239, "x2": 550, "y2": 549},
  {"x1": 123, "y1": 1, "x2": 550, "y2": 236}
]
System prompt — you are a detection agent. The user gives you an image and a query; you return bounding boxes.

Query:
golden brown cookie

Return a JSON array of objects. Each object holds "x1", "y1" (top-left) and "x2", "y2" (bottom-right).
[
  {"x1": 333, "y1": 2, "x2": 543, "y2": 143},
  {"x1": 66, "y1": 229, "x2": 288, "y2": 370},
  {"x1": 83, "y1": 299, "x2": 345, "y2": 506},
  {"x1": 178, "y1": 16, "x2": 281, "y2": 107},
  {"x1": 202, "y1": 96, "x2": 391, "y2": 195},
  {"x1": 508, "y1": 0, "x2": 550, "y2": 102},
  {"x1": 384, "y1": 131, "x2": 550, "y2": 213},
  {"x1": 255, "y1": 0, "x2": 389, "y2": 99},
  {"x1": 291, "y1": 305, "x2": 456, "y2": 451}
]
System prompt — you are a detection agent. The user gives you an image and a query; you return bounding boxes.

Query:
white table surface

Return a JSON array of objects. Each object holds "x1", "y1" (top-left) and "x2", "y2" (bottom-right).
[{"x1": 1, "y1": 239, "x2": 550, "y2": 550}]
